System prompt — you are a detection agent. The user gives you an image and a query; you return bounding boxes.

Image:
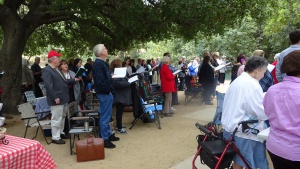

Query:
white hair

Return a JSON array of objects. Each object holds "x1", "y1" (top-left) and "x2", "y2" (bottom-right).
[
  {"x1": 22, "y1": 58, "x2": 28, "y2": 66},
  {"x1": 93, "y1": 44, "x2": 104, "y2": 57},
  {"x1": 48, "y1": 56, "x2": 58, "y2": 63},
  {"x1": 161, "y1": 56, "x2": 170, "y2": 63}
]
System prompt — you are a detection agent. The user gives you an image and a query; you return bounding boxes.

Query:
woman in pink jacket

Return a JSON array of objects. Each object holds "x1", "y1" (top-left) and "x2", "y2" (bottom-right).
[{"x1": 160, "y1": 56, "x2": 176, "y2": 117}]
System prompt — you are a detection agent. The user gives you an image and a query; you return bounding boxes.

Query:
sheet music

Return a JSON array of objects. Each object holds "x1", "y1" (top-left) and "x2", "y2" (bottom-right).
[
  {"x1": 214, "y1": 65, "x2": 226, "y2": 71},
  {"x1": 267, "y1": 64, "x2": 275, "y2": 72},
  {"x1": 173, "y1": 69, "x2": 181, "y2": 75},
  {"x1": 136, "y1": 66, "x2": 145, "y2": 73},
  {"x1": 112, "y1": 67, "x2": 127, "y2": 78},
  {"x1": 128, "y1": 75, "x2": 138, "y2": 83}
]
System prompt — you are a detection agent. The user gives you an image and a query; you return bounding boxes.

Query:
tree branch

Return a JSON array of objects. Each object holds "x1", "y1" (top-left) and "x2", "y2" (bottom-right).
[
  {"x1": 3, "y1": 0, "x2": 24, "y2": 12},
  {"x1": 89, "y1": 18, "x2": 117, "y2": 43}
]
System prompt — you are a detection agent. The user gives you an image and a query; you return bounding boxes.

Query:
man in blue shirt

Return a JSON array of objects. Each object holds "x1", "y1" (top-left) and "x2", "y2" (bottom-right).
[
  {"x1": 92, "y1": 44, "x2": 119, "y2": 149},
  {"x1": 276, "y1": 29, "x2": 300, "y2": 82}
]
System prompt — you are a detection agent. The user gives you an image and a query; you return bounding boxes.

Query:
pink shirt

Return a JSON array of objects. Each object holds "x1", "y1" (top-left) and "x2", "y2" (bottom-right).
[
  {"x1": 237, "y1": 65, "x2": 245, "y2": 77},
  {"x1": 263, "y1": 76, "x2": 300, "y2": 161}
]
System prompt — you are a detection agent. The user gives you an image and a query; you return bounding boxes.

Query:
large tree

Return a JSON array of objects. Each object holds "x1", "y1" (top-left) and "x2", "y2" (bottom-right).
[{"x1": 0, "y1": 0, "x2": 271, "y2": 113}]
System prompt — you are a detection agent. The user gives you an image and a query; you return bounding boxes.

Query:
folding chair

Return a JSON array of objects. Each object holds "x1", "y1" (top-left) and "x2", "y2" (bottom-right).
[
  {"x1": 67, "y1": 101, "x2": 96, "y2": 155},
  {"x1": 82, "y1": 92, "x2": 99, "y2": 117},
  {"x1": 38, "y1": 82, "x2": 46, "y2": 96},
  {"x1": 17, "y1": 102, "x2": 51, "y2": 144},
  {"x1": 24, "y1": 90, "x2": 37, "y2": 105},
  {"x1": 129, "y1": 86, "x2": 163, "y2": 130},
  {"x1": 184, "y1": 75, "x2": 203, "y2": 105}
]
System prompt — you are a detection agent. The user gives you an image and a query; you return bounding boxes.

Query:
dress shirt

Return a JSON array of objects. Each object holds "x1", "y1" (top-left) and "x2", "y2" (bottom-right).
[{"x1": 263, "y1": 76, "x2": 300, "y2": 161}]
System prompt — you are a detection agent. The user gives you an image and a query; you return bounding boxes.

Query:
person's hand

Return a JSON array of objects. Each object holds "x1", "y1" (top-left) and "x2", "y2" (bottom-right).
[
  {"x1": 75, "y1": 77, "x2": 81, "y2": 81},
  {"x1": 55, "y1": 98, "x2": 60, "y2": 104}
]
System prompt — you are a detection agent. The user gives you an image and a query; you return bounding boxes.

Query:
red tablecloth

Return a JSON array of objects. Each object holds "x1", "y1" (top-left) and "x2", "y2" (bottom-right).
[{"x1": 0, "y1": 135, "x2": 56, "y2": 169}]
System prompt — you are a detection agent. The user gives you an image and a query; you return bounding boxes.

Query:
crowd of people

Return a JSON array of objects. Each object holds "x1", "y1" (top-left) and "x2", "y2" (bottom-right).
[{"x1": 20, "y1": 29, "x2": 300, "y2": 167}]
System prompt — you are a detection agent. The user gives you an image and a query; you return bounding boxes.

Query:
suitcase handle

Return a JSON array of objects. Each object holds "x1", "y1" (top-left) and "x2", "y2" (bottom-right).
[{"x1": 85, "y1": 135, "x2": 95, "y2": 145}]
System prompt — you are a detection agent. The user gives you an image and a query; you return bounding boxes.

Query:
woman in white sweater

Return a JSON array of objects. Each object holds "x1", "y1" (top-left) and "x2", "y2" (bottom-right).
[{"x1": 221, "y1": 56, "x2": 269, "y2": 169}]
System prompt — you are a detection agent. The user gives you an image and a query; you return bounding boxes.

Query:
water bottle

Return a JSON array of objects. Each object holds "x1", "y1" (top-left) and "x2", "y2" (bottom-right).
[
  {"x1": 84, "y1": 121, "x2": 89, "y2": 131},
  {"x1": 148, "y1": 110, "x2": 154, "y2": 119}
]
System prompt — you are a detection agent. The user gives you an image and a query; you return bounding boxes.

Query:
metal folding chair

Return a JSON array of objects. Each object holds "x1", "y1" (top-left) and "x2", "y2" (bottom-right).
[{"x1": 17, "y1": 102, "x2": 51, "y2": 144}]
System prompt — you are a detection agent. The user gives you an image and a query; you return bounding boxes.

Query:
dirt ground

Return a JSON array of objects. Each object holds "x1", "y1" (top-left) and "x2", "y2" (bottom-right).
[{"x1": 5, "y1": 91, "x2": 212, "y2": 169}]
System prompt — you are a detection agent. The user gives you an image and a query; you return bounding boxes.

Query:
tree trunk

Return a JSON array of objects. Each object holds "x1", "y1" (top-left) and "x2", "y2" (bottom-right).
[{"x1": 0, "y1": 22, "x2": 28, "y2": 114}]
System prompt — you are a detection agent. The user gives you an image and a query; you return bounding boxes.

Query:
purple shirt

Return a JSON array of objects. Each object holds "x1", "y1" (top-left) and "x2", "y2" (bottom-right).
[{"x1": 263, "y1": 76, "x2": 300, "y2": 161}]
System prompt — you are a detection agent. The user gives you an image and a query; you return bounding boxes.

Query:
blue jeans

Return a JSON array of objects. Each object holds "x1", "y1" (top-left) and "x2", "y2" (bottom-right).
[
  {"x1": 96, "y1": 93, "x2": 113, "y2": 140},
  {"x1": 212, "y1": 77, "x2": 218, "y2": 96}
]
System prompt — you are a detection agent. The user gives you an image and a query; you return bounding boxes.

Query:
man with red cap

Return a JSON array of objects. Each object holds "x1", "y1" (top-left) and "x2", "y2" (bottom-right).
[{"x1": 42, "y1": 50, "x2": 80, "y2": 144}]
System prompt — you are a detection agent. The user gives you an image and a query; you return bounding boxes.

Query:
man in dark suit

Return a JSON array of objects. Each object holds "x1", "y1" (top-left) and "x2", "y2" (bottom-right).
[
  {"x1": 92, "y1": 44, "x2": 119, "y2": 149},
  {"x1": 42, "y1": 50, "x2": 80, "y2": 144}
]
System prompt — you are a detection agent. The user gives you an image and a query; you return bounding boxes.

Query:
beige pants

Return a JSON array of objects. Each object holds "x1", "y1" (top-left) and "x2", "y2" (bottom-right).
[
  {"x1": 163, "y1": 92, "x2": 172, "y2": 114},
  {"x1": 50, "y1": 104, "x2": 67, "y2": 140}
]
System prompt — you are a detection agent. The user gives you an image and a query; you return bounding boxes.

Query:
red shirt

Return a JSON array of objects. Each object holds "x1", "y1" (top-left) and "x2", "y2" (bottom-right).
[
  {"x1": 271, "y1": 61, "x2": 278, "y2": 84},
  {"x1": 160, "y1": 64, "x2": 176, "y2": 92}
]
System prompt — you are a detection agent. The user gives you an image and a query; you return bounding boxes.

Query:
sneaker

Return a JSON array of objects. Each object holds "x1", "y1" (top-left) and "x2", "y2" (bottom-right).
[
  {"x1": 51, "y1": 139, "x2": 65, "y2": 144},
  {"x1": 171, "y1": 107, "x2": 176, "y2": 111},
  {"x1": 104, "y1": 140, "x2": 116, "y2": 149},
  {"x1": 109, "y1": 134, "x2": 120, "y2": 141},
  {"x1": 116, "y1": 128, "x2": 127, "y2": 134}
]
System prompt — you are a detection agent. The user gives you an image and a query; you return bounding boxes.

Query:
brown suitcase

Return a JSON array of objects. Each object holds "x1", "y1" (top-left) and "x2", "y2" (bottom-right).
[{"x1": 76, "y1": 135, "x2": 105, "y2": 162}]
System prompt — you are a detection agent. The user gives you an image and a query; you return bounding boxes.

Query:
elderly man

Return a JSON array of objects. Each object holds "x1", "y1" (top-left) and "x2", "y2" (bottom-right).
[
  {"x1": 42, "y1": 50, "x2": 80, "y2": 144},
  {"x1": 92, "y1": 44, "x2": 119, "y2": 149}
]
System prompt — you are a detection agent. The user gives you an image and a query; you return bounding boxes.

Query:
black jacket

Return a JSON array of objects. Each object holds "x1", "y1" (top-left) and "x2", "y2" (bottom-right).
[{"x1": 198, "y1": 62, "x2": 214, "y2": 86}]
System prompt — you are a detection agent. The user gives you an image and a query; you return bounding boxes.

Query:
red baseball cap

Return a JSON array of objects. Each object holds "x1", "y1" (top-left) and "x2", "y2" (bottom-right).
[{"x1": 48, "y1": 50, "x2": 62, "y2": 58}]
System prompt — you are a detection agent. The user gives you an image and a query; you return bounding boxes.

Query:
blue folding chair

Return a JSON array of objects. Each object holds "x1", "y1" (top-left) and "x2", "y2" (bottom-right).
[{"x1": 129, "y1": 96, "x2": 163, "y2": 129}]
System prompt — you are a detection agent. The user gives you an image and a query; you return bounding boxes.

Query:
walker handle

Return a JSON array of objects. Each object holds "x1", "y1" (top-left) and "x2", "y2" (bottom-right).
[
  {"x1": 238, "y1": 120, "x2": 258, "y2": 125},
  {"x1": 195, "y1": 123, "x2": 212, "y2": 136}
]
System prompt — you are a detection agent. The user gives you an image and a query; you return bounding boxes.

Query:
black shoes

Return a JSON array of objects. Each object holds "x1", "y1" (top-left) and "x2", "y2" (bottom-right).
[
  {"x1": 109, "y1": 134, "x2": 120, "y2": 141},
  {"x1": 52, "y1": 139, "x2": 66, "y2": 144},
  {"x1": 60, "y1": 134, "x2": 69, "y2": 139},
  {"x1": 104, "y1": 140, "x2": 116, "y2": 149}
]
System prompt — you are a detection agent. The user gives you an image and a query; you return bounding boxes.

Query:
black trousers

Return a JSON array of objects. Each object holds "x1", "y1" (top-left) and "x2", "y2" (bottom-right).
[
  {"x1": 34, "y1": 83, "x2": 44, "y2": 97},
  {"x1": 178, "y1": 77, "x2": 184, "y2": 90},
  {"x1": 218, "y1": 73, "x2": 225, "y2": 84},
  {"x1": 115, "y1": 103, "x2": 124, "y2": 130},
  {"x1": 268, "y1": 150, "x2": 300, "y2": 169},
  {"x1": 202, "y1": 84, "x2": 212, "y2": 103}
]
